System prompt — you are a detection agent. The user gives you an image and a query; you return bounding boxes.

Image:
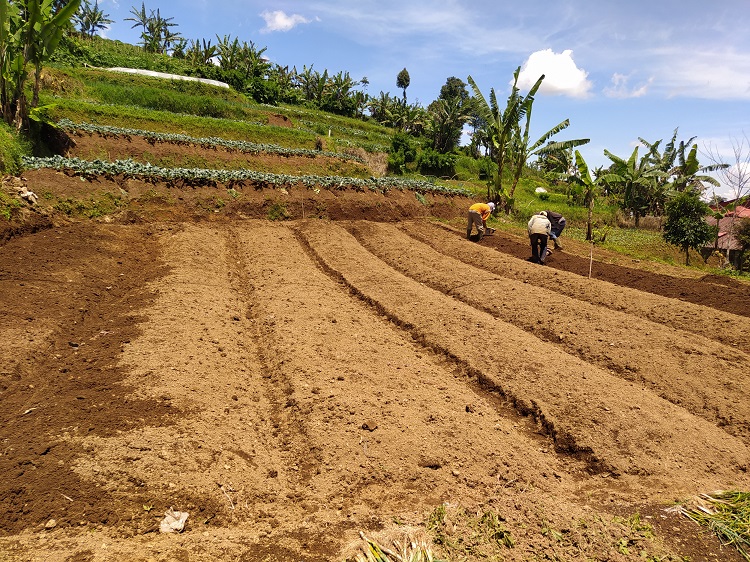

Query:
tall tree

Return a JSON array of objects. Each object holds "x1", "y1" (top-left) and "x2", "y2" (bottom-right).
[
  {"x1": 425, "y1": 97, "x2": 469, "y2": 153},
  {"x1": 142, "y1": 8, "x2": 179, "y2": 54},
  {"x1": 604, "y1": 147, "x2": 664, "y2": 226},
  {"x1": 74, "y1": 0, "x2": 113, "y2": 39},
  {"x1": 662, "y1": 189, "x2": 714, "y2": 266},
  {"x1": 468, "y1": 67, "x2": 543, "y2": 212},
  {"x1": 0, "y1": 0, "x2": 81, "y2": 129},
  {"x1": 124, "y1": 2, "x2": 149, "y2": 44},
  {"x1": 396, "y1": 67, "x2": 410, "y2": 105}
]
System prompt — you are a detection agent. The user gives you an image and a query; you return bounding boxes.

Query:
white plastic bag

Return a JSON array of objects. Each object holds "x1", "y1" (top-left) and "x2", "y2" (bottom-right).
[{"x1": 159, "y1": 507, "x2": 189, "y2": 533}]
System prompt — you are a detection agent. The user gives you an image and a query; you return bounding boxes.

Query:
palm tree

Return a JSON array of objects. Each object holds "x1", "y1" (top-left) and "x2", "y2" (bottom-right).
[
  {"x1": 425, "y1": 97, "x2": 470, "y2": 153},
  {"x1": 74, "y1": 0, "x2": 113, "y2": 39},
  {"x1": 367, "y1": 91, "x2": 398, "y2": 125}
]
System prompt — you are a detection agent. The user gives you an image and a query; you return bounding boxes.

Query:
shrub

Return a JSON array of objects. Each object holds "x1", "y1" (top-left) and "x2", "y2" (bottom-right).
[
  {"x1": 267, "y1": 201, "x2": 290, "y2": 221},
  {"x1": 416, "y1": 147, "x2": 456, "y2": 177},
  {"x1": 387, "y1": 131, "x2": 416, "y2": 175}
]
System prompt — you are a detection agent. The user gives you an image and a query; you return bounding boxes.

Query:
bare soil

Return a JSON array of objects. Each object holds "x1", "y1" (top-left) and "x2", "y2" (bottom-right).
[{"x1": 1, "y1": 133, "x2": 750, "y2": 561}]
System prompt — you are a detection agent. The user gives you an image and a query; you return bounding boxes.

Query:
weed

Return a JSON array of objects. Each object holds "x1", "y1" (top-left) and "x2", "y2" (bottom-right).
[
  {"x1": 267, "y1": 201, "x2": 290, "y2": 221},
  {"x1": 53, "y1": 192, "x2": 123, "y2": 218},
  {"x1": 0, "y1": 190, "x2": 23, "y2": 220},
  {"x1": 426, "y1": 504, "x2": 514, "y2": 557}
]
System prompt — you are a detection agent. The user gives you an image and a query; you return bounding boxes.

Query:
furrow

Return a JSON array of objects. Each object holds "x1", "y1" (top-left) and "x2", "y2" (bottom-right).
[
  {"x1": 401, "y1": 221, "x2": 750, "y2": 352},
  {"x1": 297, "y1": 220, "x2": 750, "y2": 490},
  {"x1": 77, "y1": 224, "x2": 291, "y2": 524},
  {"x1": 344, "y1": 220, "x2": 750, "y2": 444},
  {"x1": 231, "y1": 220, "x2": 578, "y2": 516}
]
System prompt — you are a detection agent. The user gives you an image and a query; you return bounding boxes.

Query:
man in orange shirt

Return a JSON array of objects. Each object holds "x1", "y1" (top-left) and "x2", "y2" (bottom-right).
[{"x1": 466, "y1": 201, "x2": 495, "y2": 240}]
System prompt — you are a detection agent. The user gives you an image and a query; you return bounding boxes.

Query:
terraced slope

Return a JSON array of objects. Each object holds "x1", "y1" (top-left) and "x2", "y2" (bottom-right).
[{"x1": 2, "y1": 216, "x2": 749, "y2": 561}]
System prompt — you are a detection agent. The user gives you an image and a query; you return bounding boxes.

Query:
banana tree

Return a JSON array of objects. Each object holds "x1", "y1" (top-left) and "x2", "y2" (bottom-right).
[
  {"x1": 565, "y1": 150, "x2": 617, "y2": 240},
  {"x1": 509, "y1": 117, "x2": 589, "y2": 203},
  {"x1": 1, "y1": 0, "x2": 81, "y2": 129},
  {"x1": 671, "y1": 142, "x2": 727, "y2": 192},
  {"x1": 468, "y1": 66, "x2": 544, "y2": 213},
  {"x1": 604, "y1": 146, "x2": 665, "y2": 226},
  {"x1": 642, "y1": 129, "x2": 727, "y2": 202}
]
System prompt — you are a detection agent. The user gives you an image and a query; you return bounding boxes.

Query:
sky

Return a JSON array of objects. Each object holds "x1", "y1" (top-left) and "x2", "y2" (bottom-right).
[{"x1": 94, "y1": 0, "x2": 750, "y2": 199}]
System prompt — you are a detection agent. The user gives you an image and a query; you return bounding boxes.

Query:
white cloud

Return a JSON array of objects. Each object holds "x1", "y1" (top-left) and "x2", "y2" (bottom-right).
[
  {"x1": 260, "y1": 10, "x2": 314, "y2": 33},
  {"x1": 659, "y1": 48, "x2": 750, "y2": 100},
  {"x1": 517, "y1": 49, "x2": 592, "y2": 98},
  {"x1": 604, "y1": 73, "x2": 653, "y2": 99}
]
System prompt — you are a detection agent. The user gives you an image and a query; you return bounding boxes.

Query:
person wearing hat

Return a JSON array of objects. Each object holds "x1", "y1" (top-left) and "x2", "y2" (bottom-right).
[
  {"x1": 527, "y1": 210, "x2": 552, "y2": 264},
  {"x1": 466, "y1": 201, "x2": 495, "y2": 241}
]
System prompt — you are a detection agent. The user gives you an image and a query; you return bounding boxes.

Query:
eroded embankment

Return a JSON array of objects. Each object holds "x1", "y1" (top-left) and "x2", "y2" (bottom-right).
[
  {"x1": 342, "y1": 220, "x2": 750, "y2": 445},
  {"x1": 297, "y1": 220, "x2": 750, "y2": 490}
]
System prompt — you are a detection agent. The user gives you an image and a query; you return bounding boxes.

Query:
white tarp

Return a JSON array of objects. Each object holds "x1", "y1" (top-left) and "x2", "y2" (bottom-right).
[{"x1": 107, "y1": 67, "x2": 229, "y2": 89}]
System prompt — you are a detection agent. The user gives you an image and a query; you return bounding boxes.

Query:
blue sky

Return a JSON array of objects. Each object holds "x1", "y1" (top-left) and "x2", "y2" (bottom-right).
[{"x1": 96, "y1": 0, "x2": 750, "y2": 198}]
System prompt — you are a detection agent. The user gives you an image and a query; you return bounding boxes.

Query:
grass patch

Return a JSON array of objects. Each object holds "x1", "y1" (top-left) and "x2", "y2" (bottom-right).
[
  {"x1": 0, "y1": 123, "x2": 31, "y2": 175},
  {"x1": 53, "y1": 192, "x2": 124, "y2": 218},
  {"x1": 682, "y1": 490, "x2": 750, "y2": 561},
  {"x1": 45, "y1": 98, "x2": 323, "y2": 150},
  {"x1": 0, "y1": 189, "x2": 24, "y2": 220},
  {"x1": 40, "y1": 68, "x2": 391, "y2": 153},
  {"x1": 266, "y1": 201, "x2": 290, "y2": 221}
]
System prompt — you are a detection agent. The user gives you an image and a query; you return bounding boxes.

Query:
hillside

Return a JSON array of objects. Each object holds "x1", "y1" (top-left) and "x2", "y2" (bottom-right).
[{"x1": 1, "y1": 67, "x2": 750, "y2": 561}]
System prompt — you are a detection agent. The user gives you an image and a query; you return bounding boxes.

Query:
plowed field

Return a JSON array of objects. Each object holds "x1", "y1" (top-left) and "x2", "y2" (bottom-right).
[{"x1": 2, "y1": 134, "x2": 750, "y2": 561}]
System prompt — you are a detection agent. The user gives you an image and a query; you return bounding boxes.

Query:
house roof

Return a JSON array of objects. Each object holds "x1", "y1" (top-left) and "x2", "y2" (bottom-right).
[{"x1": 705, "y1": 210, "x2": 748, "y2": 250}]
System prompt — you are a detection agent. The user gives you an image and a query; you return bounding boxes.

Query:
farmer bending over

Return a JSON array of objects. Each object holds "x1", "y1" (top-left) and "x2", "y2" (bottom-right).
[
  {"x1": 467, "y1": 201, "x2": 495, "y2": 241},
  {"x1": 528, "y1": 211, "x2": 551, "y2": 264},
  {"x1": 545, "y1": 209, "x2": 567, "y2": 250}
]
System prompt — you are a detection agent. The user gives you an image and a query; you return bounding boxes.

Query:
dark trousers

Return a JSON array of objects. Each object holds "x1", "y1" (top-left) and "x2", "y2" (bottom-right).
[{"x1": 530, "y1": 233, "x2": 549, "y2": 264}]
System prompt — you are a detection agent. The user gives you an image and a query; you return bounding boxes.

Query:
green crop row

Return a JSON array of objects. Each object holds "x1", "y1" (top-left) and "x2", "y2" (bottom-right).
[
  {"x1": 56, "y1": 119, "x2": 366, "y2": 164},
  {"x1": 22, "y1": 155, "x2": 471, "y2": 196}
]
